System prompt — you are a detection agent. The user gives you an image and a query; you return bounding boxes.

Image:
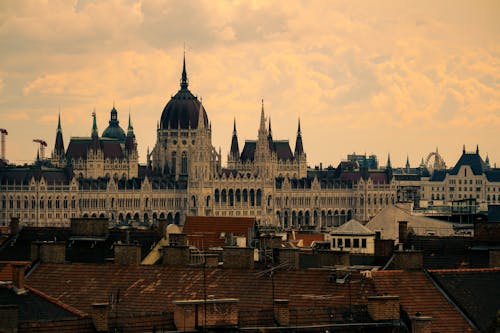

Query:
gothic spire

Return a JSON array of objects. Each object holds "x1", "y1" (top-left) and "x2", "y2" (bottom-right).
[
  {"x1": 127, "y1": 113, "x2": 135, "y2": 137},
  {"x1": 405, "y1": 155, "x2": 410, "y2": 171},
  {"x1": 294, "y1": 118, "x2": 304, "y2": 157},
  {"x1": 54, "y1": 113, "x2": 65, "y2": 156},
  {"x1": 230, "y1": 118, "x2": 240, "y2": 158},
  {"x1": 180, "y1": 51, "x2": 189, "y2": 90},
  {"x1": 386, "y1": 153, "x2": 392, "y2": 169}
]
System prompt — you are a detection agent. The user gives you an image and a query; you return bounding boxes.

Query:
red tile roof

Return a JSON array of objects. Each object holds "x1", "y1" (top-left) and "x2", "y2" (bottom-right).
[
  {"x1": 372, "y1": 270, "x2": 476, "y2": 333},
  {"x1": 27, "y1": 264, "x2": 374, "y2": 315},
  {"x1": 0, "y1": 261, "x2": 30, "y2": 282},
  {"x1": 290, "y1": 233, "x2": 325, "y2": 247},
  {"x1": 182, "y1": 216, "x2": 255, "y2": 249}
]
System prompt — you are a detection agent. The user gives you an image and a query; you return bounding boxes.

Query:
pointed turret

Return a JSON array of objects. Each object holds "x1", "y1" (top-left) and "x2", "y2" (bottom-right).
[
  {"x1": 476, "y1": 144, "x2": 479, "y2": 154},
  {"x1": 259, "y1": 99, "x2": 267, "y2": 134},
  {"x1": 485, "y1": 154, "x2": 490, "y2": 167},
  {"x1": 294, "y1": 118, "x2": 304, "y2": 157},
  {"x1": 90, "y1": 111, "x2": 100, "y2": 151},
  {"x1": 125, "y1": 113, "x2": 136, "y2": 151},
  {"x1": 463, "y1": 144, "x2": 466, "y2": 154},
  {"x1": 267, "y1": 117, "x2": 274, "y2": 151},
  {"x1": 405, "y1": 155, "x2": 410, "y2": 172},
  {"x1": 91, "y1": 111, "x2": 98, "y2": 138},
  {"x1": 230, "y1": 118, "x2": 240, "y2": 159},
  {"x1": 386, "y1": 154, "x2": 392, "y2": 169},
  {"x1": 54, "y1": 113, "x2": 65, "y2": 156}
]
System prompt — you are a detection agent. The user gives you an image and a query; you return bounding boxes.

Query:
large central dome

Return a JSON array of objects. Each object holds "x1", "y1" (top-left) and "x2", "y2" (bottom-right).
[{"x1": 160, "y1": 58, "x2": 209, "y2": 130}]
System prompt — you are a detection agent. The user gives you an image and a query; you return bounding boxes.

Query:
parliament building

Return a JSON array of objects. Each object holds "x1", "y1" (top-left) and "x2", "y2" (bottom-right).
[{"x1": 1, "y1": 58, "x2": 404, "y2": 228}]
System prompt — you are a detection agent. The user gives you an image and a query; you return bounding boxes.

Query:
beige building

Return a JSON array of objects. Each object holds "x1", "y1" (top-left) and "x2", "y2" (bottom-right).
[{"x1": 329, "y1": 219, "x2": 375, "y2": 254}]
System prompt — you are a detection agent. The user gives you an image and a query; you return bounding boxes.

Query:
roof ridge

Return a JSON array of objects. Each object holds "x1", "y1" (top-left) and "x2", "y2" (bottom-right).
[
  {"x1": 25, "y1": 284, "x2": 88, "y2": 318},
  {"x1": 429, "y1": 267, "x2": 500, "y2": 273}
]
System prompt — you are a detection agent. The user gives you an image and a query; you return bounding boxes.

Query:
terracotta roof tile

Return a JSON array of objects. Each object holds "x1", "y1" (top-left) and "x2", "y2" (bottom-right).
[{"x1": 372, "y1": 270, "x2": 476, "y2": 333}]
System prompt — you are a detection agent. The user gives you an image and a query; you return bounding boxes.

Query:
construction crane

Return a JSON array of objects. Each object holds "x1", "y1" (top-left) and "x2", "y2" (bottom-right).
[
  {"x1": 0, "y1": 129, "x2": 7, "y2": 161},
  {"x1": 33, "y1": 139, "x2": 47, "y2": 160}
]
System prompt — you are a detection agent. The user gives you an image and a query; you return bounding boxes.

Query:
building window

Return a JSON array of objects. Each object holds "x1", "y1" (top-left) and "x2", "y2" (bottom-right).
[
  {"x1": 181, "y1": 151, "x2": 188, "y2": 174},
  {"x1": 345, "y1": 238, "x2": 351, "y2": 248},
  {"x1": 353, "y1": 238, "x2": 359, "y2": 248},
  {"x1": 338, "y1": 238, "x2": 343, "y2": 248},
  {"x1": 361, "y1": 239, "x2": 367, "y2": 248},
  {"x1": 332, "y1": 238, "x2": 336, "y2": 248}
]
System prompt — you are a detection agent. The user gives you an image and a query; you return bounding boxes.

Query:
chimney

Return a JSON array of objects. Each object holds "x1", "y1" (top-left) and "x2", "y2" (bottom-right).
[
  {"x1": 0, "y1": 305, "x2": 19, "y2": 333},
  {"x1": 274, "y1": 248, "x2": 299, "y2": 270},
  {"x1": 367, "y1": 295, "x2": 400, "y2": 321},
  {"x1": 12, "y1": 263, "x2": 26, "y2": 294},
  {"x1": 392, "y1": 250, "x2": 423, "y2": 270},
  {"x1": 315, "y1": 249, "x2": 350, "y2": 267},
  {"x1": 223, "y1": 247, "x2": 254, "y2": 269},
  {"x1": 162, "y1": 246, "x2": 190, "y2": 267},
  {"x1": 114, "y1": 243, "x2": 142, "y2": 265},
  {"x1": 398, "y1": 221, "x2": 408, "y2": 245},
  {"x1": 173, "y1": 298, "x2": 239, "y2": 331},
  {"x1": 489, "y1": 250, "x2": 500, "y2": 268},
  {"x1": 169, "y1": 233, "x2": 187, "y2": 247},
  {"x1": 158, "y1": 218, "x2": 168, "y2": 238},
  {"x1": 31, "y1": 241, "x2": 66, "y2": 263},
  {"x1": 274, "y1": 299, "x2": 290, "y2": 326},
  {"x1": 91, "y1": 303, "x2": 109, "y2": 332},
  {"x1": 9, "y1": 217, "x2": 20, "y2": 236},
  {"x1": 410, "y1": 313, "x2": 433, "y2": 333}
]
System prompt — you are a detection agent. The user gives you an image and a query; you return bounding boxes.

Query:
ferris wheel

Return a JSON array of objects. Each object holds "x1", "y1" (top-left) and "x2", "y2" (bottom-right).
[{"x1": 425, "y1": 149, "x2": 446, "y2": 171}]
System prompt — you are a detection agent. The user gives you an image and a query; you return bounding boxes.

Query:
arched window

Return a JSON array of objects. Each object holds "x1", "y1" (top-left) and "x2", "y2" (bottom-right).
[
  {"x1": 235, "y1": 189, "x2": 241, "y2": 203},
  {"x1": 228, "y1": 189, "x2": 234, "y2": 206},
  {"x1": 221, "y1": 189, "x2": 227, "y2": 203},
  {"x1": 215, "y1": 189, "x2": 220, "y2": 203},
  {"x1": 256, "y1": 189, "x2": 262, "y2": 206},
  {"x1": 55, "y1": 196, "x2": 60, "y2": 209},
  {"x1": 181, "y1": 151, "x2": 188, "y2": 174},
  {"x1": 171, "y1": 152, "x2": 177, "y2": 174}
]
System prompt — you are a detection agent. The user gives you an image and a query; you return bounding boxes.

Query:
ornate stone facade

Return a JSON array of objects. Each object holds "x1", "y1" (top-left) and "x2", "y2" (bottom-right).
[{"x1": 0, "y1": 59, "x2": 396, "y2": 228}]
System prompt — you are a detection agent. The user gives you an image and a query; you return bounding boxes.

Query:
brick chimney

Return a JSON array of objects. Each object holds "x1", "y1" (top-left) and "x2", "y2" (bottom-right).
[
  {"x1": 169, "y1": 233, "x2": 187, "y2": 247},
  {"x1": 0, "y1": 305, "x2": 19, "y2": 333},
  {"x1": 11, "y1": 263, "x2": 26, "y2": 294},
  {"x1": 173, "y1": 298, "x2": 239, "y2": 331},
  {"x1": 162, "y1": 246, "x2": 190, "y2": 267},
  {"x1": 91, "y1": 303, "x2": 109, "y2": 332},
  {"x1": 367, "y1": 295, "x2": 400, "y2": 321},
  {"x1": 410, "y1": 313, "x2": 433, "y2": 333},
  {"x1": 315, "y1": 249, "x2": 350, "y2": 267},
  {"x1": 9, "y1": 217, "x2": 20, "y2": 236},
  {"x1": 489, "y1": 250, "x2": 500, "y2": 268},
  {"x1": 274, "y1": 248, "x2": 299, "y2": 270},
  {"x1": 398, "y1": 221, "x2": 408, "y2": 245},
  {"x1": 114, "y1": 243, "x2": 141, "y2": 265},
  {"x1": 392, "y1": 250, "x2": 423, "y2": 270},
  {"x1": 223, "y1": 247, "x2": 254, "y2": 269},
  {"x1": 158, "y1": 218, "x2": 168, "y2": 238},
  {"x1": 273, "y1": 299, "x2": 290, "y2": 326},
  {"x1": 31, "y1": 241, "x2": 66, "y2": 263}
]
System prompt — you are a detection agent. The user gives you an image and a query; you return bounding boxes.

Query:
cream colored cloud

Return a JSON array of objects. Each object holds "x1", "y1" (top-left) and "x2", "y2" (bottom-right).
[{"x1": 0, "y1": 0, "x2": 499, "y2": 167}]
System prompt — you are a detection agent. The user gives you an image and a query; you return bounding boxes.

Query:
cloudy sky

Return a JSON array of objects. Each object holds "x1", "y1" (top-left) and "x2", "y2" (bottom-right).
[{"x1": 1, "y1": 0, "x2": 499, "y2": 169}]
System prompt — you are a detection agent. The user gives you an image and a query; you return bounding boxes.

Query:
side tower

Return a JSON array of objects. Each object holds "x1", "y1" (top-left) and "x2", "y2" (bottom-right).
[{"x1": 294, "y1": 119, "x2": 307, "y2": 178}]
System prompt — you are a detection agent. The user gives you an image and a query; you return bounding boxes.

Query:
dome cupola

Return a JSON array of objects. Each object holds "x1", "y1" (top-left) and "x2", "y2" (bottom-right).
[
  {"x1": 159, "y1": 56, "x2": 208, "y2": 130},
  {"x1": 102, "y1": 106, "x2": 126, "y2": 141}
]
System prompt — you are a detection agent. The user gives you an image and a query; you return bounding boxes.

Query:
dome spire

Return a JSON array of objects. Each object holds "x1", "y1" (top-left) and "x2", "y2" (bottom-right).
[
  {"x1": 180, "y1": 50, "x2": 189, "y2": 90},
  {"x1": 91, "y1": 110, "x2": 98, "y2": 138}
]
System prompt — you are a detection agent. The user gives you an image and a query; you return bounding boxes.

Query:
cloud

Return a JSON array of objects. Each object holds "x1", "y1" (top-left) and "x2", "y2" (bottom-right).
[{"x1": 0, "y1": 0, "x2": 499, "y2": 167}]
